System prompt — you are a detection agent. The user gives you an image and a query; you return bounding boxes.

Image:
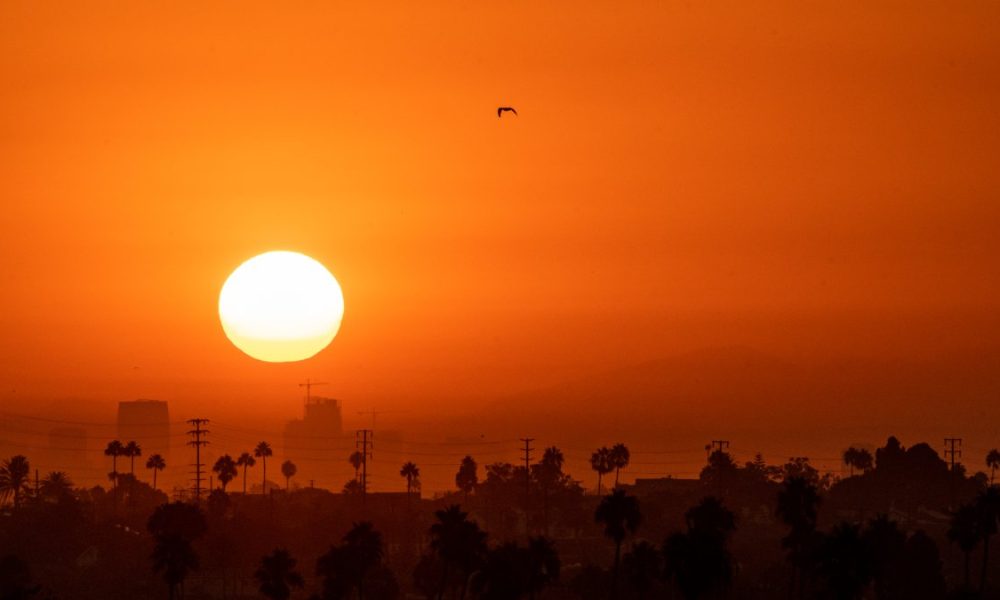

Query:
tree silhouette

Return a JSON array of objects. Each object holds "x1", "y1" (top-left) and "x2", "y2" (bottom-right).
[
  {"x1": 663, "y1": 497, "x2": 737, "y2": 600},
  {"x1": 469, "y1": 537, "x2": 559, "y2": 600},
  {"x1": 123, "y1": 441, "x2": 142, "y2": 476},
  {"x1": 595, "y1": 489, "x2": 641, "y2": 600},
  {"x1": 401, "y1": 461, "x2": 421, "y2": 501},
  {"x1": 255, "y1": 548, "x2": 304, "y2": 600},
  {"x1": 148, "y1": 502, "x2": 207, "y2": 600},
  {"x1": 776, "y1": 476, "x2": 822, "y2": 598},
  {"x1": 350, "y1": 451, "x2": 365, "y2": 482},
  {"x1": 947, "y1": 503, "x2": 980, "y2": 591},
  {"x1": 455, "y1": 455, "x2": 478, "y2": 505},
  {"x1": 816, "y1": 522, "x2": 873, "y2": 600},
  {"x1": 254, "y1": 441, "x2": 273, "y2": 495},
  {"x1": 281, "y1": 460, "x2": 297, "y2": 491},
  {"x1": 104, "y1": 440, "x2": 123, "y2": 490},
  {"x1": 841, "y1": 448, "x2": 874, "y2": 477},
  {"x1": 429, "y1": 504, "x2": 487, "y2": 600},
  {"x1": 609, "y1": 443, "x2": 630, "y2": 488},
  {"x1": 212, "y1": 454, "x2": 238, "y2": 492},
  {"x1": 590, "y1": 447, "x2": 614, "y2": 496},
  {"x1": 860, "y1": 514, "x2": 904, "y2": 600},
  {"x1": 146, "y1": 454, "x2": 166, "y2": 491},
  {"x1": 0, "y1": 554, "x2": 41, "y2": 599},
  {"x1": 345, "y1": 521, "x2": 384, "y2": 600},
  {"x1": 525, "y1": 536, "x2": 560, "y2": 600},
  {"x1": 533, "y1": 447, "x2": 566, "y2": 536},
  {"x1": 987, "y1": 449, "x2": 1000, "y2": 486},
  {"x1": 975, "y1": 486, "x2": 1000, "y2": 593},
  {"x1": 623, "y1": 541, "x2": 661, "y2": 600},
  {"x1": 893, "y1": 531, "x2": 946, "y2": 600},
  {"x1": 38, "y1": 471, "x2": 73, "y2": 501},
  {"x1": 0, "y1": 455, "x2": 31, "y2": 509},
  {"x1": 236, "y1": 452, "x2": 256, "y2": 494},
  {"x1": 316, "y1": 521, "x2": 384, "y2": 600}
]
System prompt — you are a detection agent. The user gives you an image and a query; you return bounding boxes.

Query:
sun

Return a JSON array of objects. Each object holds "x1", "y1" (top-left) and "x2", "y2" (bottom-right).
[{"x1": 218, "y1": 251, "x2": 344, "y2": 362}]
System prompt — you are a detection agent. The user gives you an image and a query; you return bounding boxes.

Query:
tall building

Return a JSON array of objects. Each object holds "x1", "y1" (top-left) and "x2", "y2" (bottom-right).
[
  {"x1": 117, "y1": 399, "x2": 171, "y2": 479},
  {"x1": 283, "y1": 397, "x2": 345, "y2": 490}
]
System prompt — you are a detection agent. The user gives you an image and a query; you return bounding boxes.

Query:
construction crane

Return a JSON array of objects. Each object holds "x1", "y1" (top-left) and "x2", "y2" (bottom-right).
[{"x1": 298, "y1": 379, "x2": 329, "y2": 404}]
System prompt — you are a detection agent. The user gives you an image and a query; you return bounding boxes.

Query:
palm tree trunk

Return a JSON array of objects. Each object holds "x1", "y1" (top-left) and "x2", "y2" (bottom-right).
[
  {"x1": 611, "y1": 540, "x2": 622, "y2": 600},
  {"x1": 982, "y1": 534, "x2": 992, "y2": 594},
  {"x1": 437, "y1": 562, "x2": 449, "y2": 600},
  {"x1": 262, "y1": 459, "x2": 266, "y2": 495},
  {"x1": 597, "y1": 472, "x2": 602, "y2": 496},
  {"x1": 243, "y1": 465, "x2": 247, "y2": 494},
  {"x1": 131, "y1": 456, "x2": 135, "y2": 475},
  {"x1": 286, "y1": 475, "x2": 290, "y2": 491},
  {"x1": 615, "y1": 467, "x2": 620, "y2": 487},
  {"x1": 153, "y1": 469, "x2": 158, "y2": 490}
]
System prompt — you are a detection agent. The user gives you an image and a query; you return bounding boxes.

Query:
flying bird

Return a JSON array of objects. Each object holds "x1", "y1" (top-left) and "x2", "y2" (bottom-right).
[{"x1": 497, "y1": 106, "x2": 518, "y2": 118}]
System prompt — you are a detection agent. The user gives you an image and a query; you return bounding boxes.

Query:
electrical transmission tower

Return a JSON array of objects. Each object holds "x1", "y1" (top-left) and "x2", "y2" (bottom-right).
[
  {"x1": 944, "y1": 438, "x2": 962, "y2": 471},
  {"x1": 186, "y1": 419, "x2": 210, "y2": 502},
  {"x1": 356, "y1": 429, "x2": 373, "y2": 502}
]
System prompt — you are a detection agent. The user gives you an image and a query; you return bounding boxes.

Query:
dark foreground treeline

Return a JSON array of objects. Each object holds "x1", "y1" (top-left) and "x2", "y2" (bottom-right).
[{"x1": 2, "y1": 435, "x2": 1000, "y2": 599}]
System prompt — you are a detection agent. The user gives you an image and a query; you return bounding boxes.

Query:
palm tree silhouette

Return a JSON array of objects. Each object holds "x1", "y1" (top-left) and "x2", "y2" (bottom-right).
[
  {"x1": 595, "y1": 489, "x2": 641, "y2": 600},
  {"x1": 255, "y1": 548, "x2": 304, "y2": 600},
  {"x1": 146, "y1": 454, "x2": 166, "y2": 491},
  {"x1": 148, "y1": 502, "x2": 207, "y2": 600},
  {"x1": 429, "y1": 504, "x2": 488, "y2": 600},
  {"x1": 948, "y1": 503, "x2": 980, "y2": 591},
  {"x1": 212, "y1": 454, "x2": 238, "y2": 491},
  {"x1": 623, "y1": 540, "x2": 660, "y2": 600},
  {"x1": 151, "y1": 533, "x2": 199, "y2": 600},
  {"x1": 987, "y1": 449, "x2": 1000, "y2": 486},
  {"x1": 842, "y1": 447, "x2": 874, "y2": 477},
  {"x1": 816, "y1": 522, "x2": 873, "y2": 600},
  {"x1": 39, "y1": 471, "x2": 73, "y2": 500},
  {"x1": 123, "y1": 441, "x2": 142, "y2": 476},
  {"x1": 345, "y1": 521, "x2": 384, "y2": 600},
  {"x1": 975, "y1": 487, "x2": 1000, "y2": 593},
  {"x1": 590, "y1": 447, "x2": 614, "y2": 495},
  {"x1": 525, "y1": 536, "x2": 560, "y2": 600},
  {"x1": 104, "y1": 440, "x2": 124, "y2": 489},
  {"x1": 663, "y1": 496, "x2": 737, "y2": 600},
  {"x1": 400, "y1": 461, "x2": 421, "y2": 502},
  {"x1": 316, "y1": 521, "x2": 385, "y2": 600},
  {"x1": 281, "y1": 460, "x2": 296, "y2": 491},
  {"x1": 254, "y1": 441, "x2": 273, "y2": 494},
  {"x1": 236, "y1": 452, "x2": 256, "y2": 494},
  {"x1": 776, "y1": 476, "x2": 822, "y2": 598},
  {"x1": 0, "y1": 455, "x2": 31, "y2": 508},
  {"x1": 455, "y1": 455, "x2": 478, "y2": 505},
  {"x1": 842, "y1": 448, "x2": 858, "y2": 477},
  {"x1": 609, "y1": 443, "x2": 630, "y2": 487}
]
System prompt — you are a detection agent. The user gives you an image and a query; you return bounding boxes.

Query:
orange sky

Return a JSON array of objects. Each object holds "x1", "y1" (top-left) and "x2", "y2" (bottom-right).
[{"x1": 2, "y1": 2, "x2": 1000, "y2": 487}]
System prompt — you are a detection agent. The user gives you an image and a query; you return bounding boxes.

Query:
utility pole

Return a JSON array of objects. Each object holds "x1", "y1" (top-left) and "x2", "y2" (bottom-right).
[
  {"x1": 944, "y1": 438, "x2": 963, "y2": 471},
  {"x1": 298, "y1": 379, "x2": 328, "y2": 404},
  {"x1": 709, "y1": 440, "x2": 730, "y2": 455},
  {"x1": 186, "y1": 418, "x2": 210, "y2": 503},
  {"x1": 520, "y1": 437, "x2": 534, "y2": 529},
  {"x1": 356, "y1": 429, "x2": 373, "y2": 503}
]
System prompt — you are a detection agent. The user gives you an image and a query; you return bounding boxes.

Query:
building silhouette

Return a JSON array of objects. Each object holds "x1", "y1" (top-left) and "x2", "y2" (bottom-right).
[
  {"x1": 283, "y1": 397, "x2": 345, "y2": 490},
  {"x1": 117, "y1": 399, "x2": 171, "y2": 481}
]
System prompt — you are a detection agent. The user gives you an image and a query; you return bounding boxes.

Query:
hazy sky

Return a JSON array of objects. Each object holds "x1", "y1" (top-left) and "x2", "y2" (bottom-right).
[{"x1": 2, "y1": 3, "x2": 999, "y2": 487}]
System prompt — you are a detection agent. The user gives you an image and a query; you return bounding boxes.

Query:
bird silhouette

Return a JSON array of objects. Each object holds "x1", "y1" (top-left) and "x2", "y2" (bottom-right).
[{"x1": 497, "y1": 106, "x2": 518, "y2": 118}]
